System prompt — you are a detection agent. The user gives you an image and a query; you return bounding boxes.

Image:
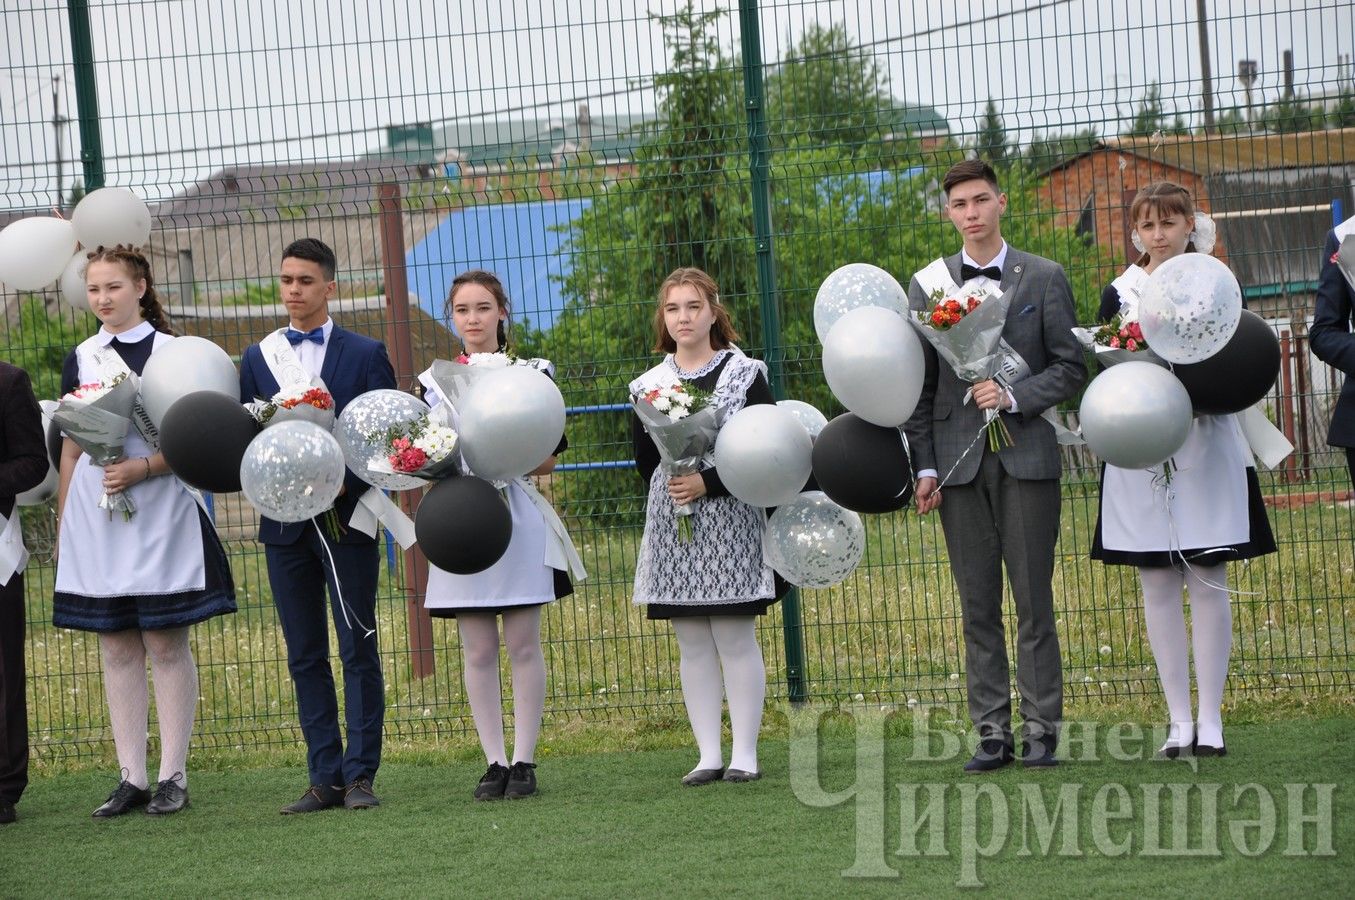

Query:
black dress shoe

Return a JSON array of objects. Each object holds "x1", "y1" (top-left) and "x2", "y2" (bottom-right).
[
  {"x1": 681, "y1": 767, "x2": 725, "y2": 787},
  {"x1": 474, "y1": 763, "x2": 510, "y2": 800},
  {"x1": 963, "y1": 740, "x2": 1015, "y2": 774},
  {"x1": 280, "y1": 784, "x2": 343, "y2": 815},
  {"x1": 344, "y1": 778, "x2": 380, "y2": 809},
  {"x1": 1194, "y1": 742, "x2": 1227, "y2": 757},
  {"x1": 146, "y1": 777, "x2": 190, "y2": 815},
  {"x1": 1021, "y1": 739, "x2": 1058, "y2": 768},
  {"x1": 0, "y1": 799, "x2": 15, "y2": 824},
  {"x1": 93, "y1": 780, "x2": 152, "y2": 818},
  {"x1": 505, "y1": 762, "x2": 538, "y2": 799}
]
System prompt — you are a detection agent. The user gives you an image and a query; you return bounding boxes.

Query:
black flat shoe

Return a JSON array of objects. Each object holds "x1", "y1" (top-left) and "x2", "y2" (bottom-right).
[
  {"x1": 505, "y1": 762, "x2": 538, "y2": 799},
  {"x1": 1021, "y1": 739, "x2": 1058, "y2": 768},
  {"x1": 280, "y1": 784, "x2": 343, "y2": 815},
  {"x1": 722, "y1": 769, "x2": 762, "y2": 783},
  {"x1": 963, "y1": 739, "x2": 1015, "y2": 774},
  {"x1": 474, "y1": 763, "x2": 510, "y2": 801},
  {"x1": 93, "y1": 780, "x2": 152, "y2": 818},
  {"x1": 0, "y1": 799, "x2": 15, "y2": 825},
  {"x1": 146, "y1": 777, "x2": 189, "y2": 815},
  {"x1": 681, "y1": 767, "x2": 725, "y2": 787},
  {"x1": 1194, "y1": 742, "x2": 1227, "y2": 757}
]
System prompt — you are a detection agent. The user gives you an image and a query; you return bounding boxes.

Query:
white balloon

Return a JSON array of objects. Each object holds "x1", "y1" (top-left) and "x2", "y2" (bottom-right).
[
  {"x1": 1079, "y1": 361, "x2": 1193, "y2": 469},
  {"x1": 239, "y1": 421, "x2": 346, "y2": 523},
  {"x1": 458, "y1": 366, "x2": 566, "y2": 481},
  {"x1": 0, "y1": 217, "x2": 78, "y2": 291},
  {"x1": 1138, "y1": 254, "x2": 1242, "y2": 364},
  {"x1": 335, "y1": 389, "x2": 430, "y2": 491},
  {"x1": 813, "y1": 263, "x2": 908, "y2": 343},
  {"x1": 763, "y1": 491, "x2": 865, "y2": 589},
  {"x1": 17, "y1": 402, "x2": 59, "y2": 507},
  {"x1": 140, "y1": 336, "x2": 239, "y2": 427},
  {"x1": 713, "y1": 403, "x2": 814, "y2": 508},
  {"x1": 58, "y1": 251, "x2": 90, "y2": 311},
  {"x1": 822, "y1": 306, "x2": 925, "y2": 427},
  {"x1": 776, "y1": 399, "x2": 829, "y2": 441},
  {"x1": 71, "y1": 186, "x2": 152, "y2": 250}
]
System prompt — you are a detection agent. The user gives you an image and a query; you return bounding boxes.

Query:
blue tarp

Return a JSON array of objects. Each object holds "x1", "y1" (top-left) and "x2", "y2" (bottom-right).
[{"x1": 405, "y1": 198, "x2": 591, "y2": 333}]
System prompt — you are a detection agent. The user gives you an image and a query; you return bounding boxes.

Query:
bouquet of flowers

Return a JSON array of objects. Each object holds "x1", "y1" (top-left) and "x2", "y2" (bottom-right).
[
  {"x1": 632, "y1": 382, "x2": 717, "y2": 541},
  {"x1": 251, "y1": 381, "x2": 336, "y2": 429},
  {"x1": 1072, "y1": 314, "x2": 1165, "y2": 368},
  {"x1": 51, "y1": 372, "x2": 140, "y2": 520},
  {"x1": 366, "y1": 411, "x2": 460, "y2": 481},
  {"x1": 910, "y1": 284, "x2": 1014, "y2": 452},
  {"x1": 426, "y1": 351, "x2": 519, "y2": 410}
]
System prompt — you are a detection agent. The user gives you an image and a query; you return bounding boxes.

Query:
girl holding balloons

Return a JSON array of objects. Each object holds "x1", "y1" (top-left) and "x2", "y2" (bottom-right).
[
  {"x1": 1090, "y1": 182, "x2": 1275, "y2": 758},
  {"x1": 629, "y1": 267, "x2": 777, "y2": 786},
  {"x1": 54, "y1": 245, "x2": 236, "y2": 816},
  {"x1": 419, "y1": 269, "x2": 581, "y2": 801}
]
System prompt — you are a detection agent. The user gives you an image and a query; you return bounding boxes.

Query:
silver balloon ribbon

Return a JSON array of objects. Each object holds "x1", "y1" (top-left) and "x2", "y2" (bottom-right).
[
  {"x1": 514, "y1": 476, "x2": 588, "y2": 580},
  {"x1": 310, "y1": 516, "x2": 377, "y2": 638},
  {"x1": 348, "y1": 487, "x2": 417, "y2": 549},
  {"x1": 1152, "y1": 460, "x2": 1258, "y2": 597},
  {"x1": 0, "y1": 510, "x2": 27, "y2": 588}
]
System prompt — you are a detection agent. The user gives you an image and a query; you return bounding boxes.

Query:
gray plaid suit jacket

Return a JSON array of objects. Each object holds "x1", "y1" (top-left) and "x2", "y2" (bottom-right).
[{"x1": 903, "y1": 248, "x2": 1087, "y2": 485}]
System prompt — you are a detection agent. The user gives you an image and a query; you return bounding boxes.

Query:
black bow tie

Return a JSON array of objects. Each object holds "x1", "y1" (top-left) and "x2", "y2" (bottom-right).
[
  {"x1": 960, "y1": 263, "x2": 1002, "y2": 282},
  {"x1": 285, "y1": 327, "x2": 325, "y2": 346}
]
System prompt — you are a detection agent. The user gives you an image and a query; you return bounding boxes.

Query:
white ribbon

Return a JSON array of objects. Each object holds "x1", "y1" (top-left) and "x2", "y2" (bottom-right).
[
  {"x1": 0, "y1": 511, "x2": 27, "y2": 587},
  {"x1": 260, "y1": 329, "x2": 315, "y2": 393},
  {"x1": 514, "y1": 476, "x2": 587, "y2": 581},
  {"x1": 1236, "y1": 405, "x2": 1294, "y2": 470},
  {"x1": 348, "y1": 487, "x2": 418, "y2": 549}
]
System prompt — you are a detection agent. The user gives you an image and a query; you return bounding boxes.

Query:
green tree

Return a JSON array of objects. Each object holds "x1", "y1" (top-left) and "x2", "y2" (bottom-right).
[
  {"x1": 1330, "y1": 91, "x2": 1355, "y2": 128},
  {"x1": 1258, "y1": 96, "x2": 1325, "y2": 133},
  {"x1": 765, "y1": 23, "x2": 892, "y2": 150},
  {"x1": 974, "y1": 98, "x2": 1013, "y2": 167},
  {"x1": 1023, "y1": 127, "x2": 1099, "y2": 171},
  {"x1": 1124, "y1": 82, "x2": 1189, "y2": 137}
]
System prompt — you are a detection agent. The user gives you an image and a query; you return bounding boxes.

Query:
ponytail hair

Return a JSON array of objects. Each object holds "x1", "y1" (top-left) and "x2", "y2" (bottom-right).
[{"x1": 84, "y1": 244, "x2": 176, "y2": 335}]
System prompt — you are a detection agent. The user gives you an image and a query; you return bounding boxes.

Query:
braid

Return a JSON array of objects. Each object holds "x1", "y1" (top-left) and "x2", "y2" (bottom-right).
[{"x1": 85, "y1": 244, "x2": 177, "y2": 335}]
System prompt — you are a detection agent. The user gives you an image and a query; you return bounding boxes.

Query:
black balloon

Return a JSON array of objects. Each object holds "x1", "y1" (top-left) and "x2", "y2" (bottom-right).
[
  {"x1": 415, "y1": 475, "x2": 513, "y2": 574},
  {"x1": 811, "y1": 412, "x2": 915, "y2": 513},
  {"x1": 160, "y1": 391, "x2": 261, "y2": 493},
  {"x1": 1172, "y1": 309, "x2": 1280, "y2": 416}
]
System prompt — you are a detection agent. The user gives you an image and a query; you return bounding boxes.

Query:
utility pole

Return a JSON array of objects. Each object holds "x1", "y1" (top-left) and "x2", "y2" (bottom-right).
[
  {"x1": 1196, "y1": 0, "x2": 1215, "y2": 131},
  {"x1": 52, "y1": 75, "x2": 69, "y2": 212}
]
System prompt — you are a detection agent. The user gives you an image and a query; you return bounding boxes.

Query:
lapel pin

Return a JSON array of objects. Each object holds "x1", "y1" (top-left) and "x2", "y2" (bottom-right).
[{"x1": 1013, "y1": 265, "x2": 1022, "y2": 274}]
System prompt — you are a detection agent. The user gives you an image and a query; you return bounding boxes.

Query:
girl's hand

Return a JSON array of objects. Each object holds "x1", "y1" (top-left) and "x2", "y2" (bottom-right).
[
  {"x1": 668, "y1": 473, "x2": 707, "y2": 506},
  {"x1": 101, "y1": 457, "x2": 149, "y2": 494}
]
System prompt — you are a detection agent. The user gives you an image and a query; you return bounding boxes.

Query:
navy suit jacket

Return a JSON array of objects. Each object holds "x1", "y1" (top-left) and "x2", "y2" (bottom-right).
[
  {"x1": 1310, "y1": 229, "x2": 1355, "y2": 448},
  {"x1": 239, "y1": 325, "x2": 397, "y2": 545}
]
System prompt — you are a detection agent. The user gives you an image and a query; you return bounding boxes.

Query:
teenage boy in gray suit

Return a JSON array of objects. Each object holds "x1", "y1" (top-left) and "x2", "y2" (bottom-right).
[{"x1": 904, "y1": 159, "x2": 1087, "y2": 771}]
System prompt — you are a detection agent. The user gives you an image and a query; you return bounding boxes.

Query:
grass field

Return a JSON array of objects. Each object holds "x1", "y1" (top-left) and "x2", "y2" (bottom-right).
[{"x1": 4, "y1": 706, "x2": 1352, "y2": 897}]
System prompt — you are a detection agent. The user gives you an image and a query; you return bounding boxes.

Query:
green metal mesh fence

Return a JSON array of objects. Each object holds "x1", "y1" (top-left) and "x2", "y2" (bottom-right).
[{"x1": 2, "y1": 1, "x2": 1352, "y2": 762}]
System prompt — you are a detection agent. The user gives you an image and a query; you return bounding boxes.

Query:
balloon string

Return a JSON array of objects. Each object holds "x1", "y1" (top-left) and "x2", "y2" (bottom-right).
[
  {"x1": 1153, "y1": 462, "x2": 1257, "y2": 597},
  {"x1": 310, "y1": 516, "x2": 377, "y2": 639},
  {"x1": 933, "y1": 418, "x2": 991, "y2": 492}
]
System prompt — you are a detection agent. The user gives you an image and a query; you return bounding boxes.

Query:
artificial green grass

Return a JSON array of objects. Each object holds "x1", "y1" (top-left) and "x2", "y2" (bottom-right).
[{"x1": 5, "y1": 713, "x2": 1352, "y2": 897}]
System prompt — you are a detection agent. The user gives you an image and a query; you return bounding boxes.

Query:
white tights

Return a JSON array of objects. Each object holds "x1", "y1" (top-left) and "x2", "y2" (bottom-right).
[
  {"x1": 1139, "y1": 564, "x2": 1232, "y2": 749},
  {"x1": 99, "y1": 627, "x2": 197, "y2": 788},
  {"x1": 671, "y1": 615, "x2": 766, "y2": 774},
  {"x1": 458, "y1": 606, "x2": 546, "y2": 767}
]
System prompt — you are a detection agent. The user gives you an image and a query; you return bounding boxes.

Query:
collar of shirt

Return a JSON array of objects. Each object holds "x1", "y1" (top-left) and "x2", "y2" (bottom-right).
[
  {"x1": 960, "y1": 241, "x2": 1010, "y2": 280},
  {"x1": 95, "y1": 320, "x2": 155, "y2": 346}
]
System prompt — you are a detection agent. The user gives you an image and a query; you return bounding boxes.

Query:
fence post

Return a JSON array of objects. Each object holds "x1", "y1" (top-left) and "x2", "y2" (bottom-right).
[
  {"x1": 738, "y1": 0, "x2": 807, "y2": 704},
  {"x1": 378, "y1": 182, "x2": 435, "y2": 679},
  {"x1": 66, "y1": 0, "x2": 105, "y2": 191}
]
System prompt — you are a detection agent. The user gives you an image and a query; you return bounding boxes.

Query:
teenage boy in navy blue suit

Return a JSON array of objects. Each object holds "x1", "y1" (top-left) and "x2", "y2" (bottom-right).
[
  {"x1": 240, "y1": 238, "x2": 396, "y2": 813},
  {"x1": 1310, "y1": 224, "x2": 1355, "y2": 486}
]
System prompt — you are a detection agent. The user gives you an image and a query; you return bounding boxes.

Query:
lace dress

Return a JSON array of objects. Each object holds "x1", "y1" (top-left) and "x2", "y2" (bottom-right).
[{"x1": 629, "y1": 349, "x2": 777, "y2": 618}]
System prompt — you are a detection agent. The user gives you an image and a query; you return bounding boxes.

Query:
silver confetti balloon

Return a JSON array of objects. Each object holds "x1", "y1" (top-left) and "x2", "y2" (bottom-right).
[
  {"x1": 239, "y1": 421, "x2": 346, "y2": 523},
  {"x1": 812, "y1": 263, "x2": 908, "y2": 343},
  {"x1": 763, "y1": 491, "x2": 865, "y2": 589},
  {"x1": 1079, "y1": 361, "x2": 1193, "y2": 469},
  {"x1": 334, "y1": 389, "x2": 430, "y2": 491},
  {"x1": 776, "y1": 399, "x2": 828, "y2": 441},
  {"x1": 1138, "y1": 254, "x2": 1242, "y2": 364}
]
